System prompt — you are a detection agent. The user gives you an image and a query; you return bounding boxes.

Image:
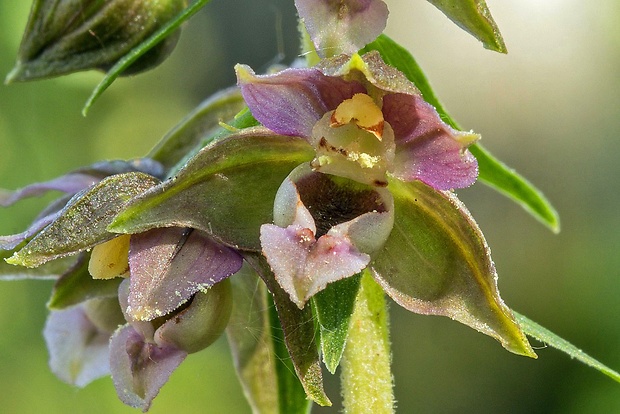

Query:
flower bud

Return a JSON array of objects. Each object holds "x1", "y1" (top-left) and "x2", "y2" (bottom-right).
[
  {"x1": 82, "y1": 297, "x2": 126, "y2": 333},
  {"x1": 7, "y1": 0, "x2": 187, "y2": 82},
  {"x1": 155, "y1": 279, "x2": 233, "y2": 354}
]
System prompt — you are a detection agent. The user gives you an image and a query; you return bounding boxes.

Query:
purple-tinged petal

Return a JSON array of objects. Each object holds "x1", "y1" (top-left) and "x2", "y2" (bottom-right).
[
  {"x1": 0, "y1": 209, "x2": 61, "y2": 251},
  {"x1": 0, "y1": 173, "x2": 99, "y2": 207},
  {"x1": 304, "y1": 232, "x2": 369, "y2": 300},
  {"x1": 261, "y1": 224, "x2": 319, "y2": 308},
  {"x1": 118, "y1": 279, "x2": 155, "y2": 340},
  {"x1": 0, "y1": 158, "x2": 164, "y2": 208},
  {"x1": 109, "y1": 324, "x2": 187, "y2": 412},
  {"x1": 80, "y1": 158, "x2": 165, "y2": 180},
  {"x1": 236, "y1": 64, "x2": 365, "y2": 138},
  {"x1": 0, "y1": 193, "x2": 75, "y2": 251},
  {"x1": 43, "y1": 300, "x2": 119, "y2": 387},
  {"x1": 127, "y1": 227, "x2": 242, "y2": 321},
  {"x1": 296, "y1": 0, "x2": 388, "y2": 57},
  {"x1": 382, "y1": 93, "x2": 479, "y2": 190}
]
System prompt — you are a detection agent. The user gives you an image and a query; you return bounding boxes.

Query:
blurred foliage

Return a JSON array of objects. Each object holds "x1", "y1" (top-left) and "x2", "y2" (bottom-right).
[{"x1": 1, "y1": 1, "x2": 620, "y2": 413}]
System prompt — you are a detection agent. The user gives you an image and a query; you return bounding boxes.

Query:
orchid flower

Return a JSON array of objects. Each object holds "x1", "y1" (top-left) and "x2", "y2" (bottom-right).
[
  {"x1": 5, "y1": 0, "x2": 617, "y2": 412},
  {"x1": 235, "y1": 51, "x2": 534, "y2": 358},
  {"x1": 1, "y1": 159, "x2": 242, "y2": 411}
]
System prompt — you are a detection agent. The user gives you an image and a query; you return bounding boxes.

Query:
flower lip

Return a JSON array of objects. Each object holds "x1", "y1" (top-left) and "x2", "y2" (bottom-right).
[{"x1": 261, "y1": 164, "x2": 395, "y2": 307}]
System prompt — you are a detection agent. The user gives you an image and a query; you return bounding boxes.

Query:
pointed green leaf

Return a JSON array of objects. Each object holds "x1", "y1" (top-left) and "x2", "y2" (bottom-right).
[
  {"x1": 371, "y1": 179, "x2": 536, "y2": 357},
  {"x1": 244, "y1": 252, "x2": 331, "y2": 407},
  {"x1": 109, "y1": 130, "x2": 314, "y2": 251},
  {"x1": 7, "y1": 172, "x2": 160, "y2": 268},
  {"x1": 47, "y1": 253, "x2": 123, "y2": 310},
  {"x1": 425, "y1": 0, "x2": 506, "y2": 53},
  {"x1": 514, "y1": 312, "x2": 620, "y2": 384},
  {"x1": 83, "y1": 0, "x2": 212, "y2": 114},
  {"x1": 312, "y1": 274, "x2": 361, "y2": 374},
  {"x1": 147, "y1": 87, "x2": 246, "y2": 173},
  {"x1": 362, "y1": 34, "x2": 560, "y2": 232},
  {"x1": 470, "y1": 144, "x2": 560, "y2": 232},
  {"x1": 1, "y1": 248, "x2": 76, "y2": 280}
]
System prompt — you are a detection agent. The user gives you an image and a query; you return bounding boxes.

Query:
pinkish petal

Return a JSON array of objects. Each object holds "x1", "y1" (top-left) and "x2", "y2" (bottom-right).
[
  {"x1": 262, "y1": 168, "x2": 394, "y2": 307},
  {"x1": 43, "y1": 302, "x2": 114, "y2": 387},
  {"x1": 302, "y1": 233, "x2": 369, "y2": 300},
  {"x1": 383, "y1": 93, "x2": 479, "y2": 189},
  {"x1": 127, "y1": 227, "x2": 242, "y2": 321},
  {"x1": 260, "y1": 223, "x2": 368, "y2": 308},
  {"x1": 296, "y1": 0, "x2": 388, "y2": 57},
  {"x1": 109, "y1": 324, "x2": 187, "y2": 411},
  {"x1": 236, "y1": 64, "x2": 365, "y2": 138},
  {"x1": 260, "y1": 223, "x2": 313, "y2": 307}
]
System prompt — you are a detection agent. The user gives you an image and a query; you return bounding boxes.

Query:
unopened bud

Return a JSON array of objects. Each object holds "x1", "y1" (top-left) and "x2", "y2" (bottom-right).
[
  {"x1": 155, "y1": 279, "x2": 233, "y2": 354},
  {"x1": 7, "y1": 0, "x2": 187, "y2": 82}
]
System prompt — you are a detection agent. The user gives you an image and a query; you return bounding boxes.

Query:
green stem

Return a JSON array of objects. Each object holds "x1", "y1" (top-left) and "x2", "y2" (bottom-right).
[{"x1": 341, "y1": 271, "x2": 394, "y2": 414}]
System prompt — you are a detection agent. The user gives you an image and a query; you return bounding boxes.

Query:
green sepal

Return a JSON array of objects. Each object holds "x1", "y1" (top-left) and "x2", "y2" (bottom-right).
[
  {"x1": 362, "y1": 34, "x2": 560, "y2": 232},
  {"x1": 83, "y1": 0, "x2": 212, "y2": 114},
  {"x1": 7, "y1": 172, "x2": 160, "y2": 268},
  {"x1": 425, "y1": 0, "x2": 507, "y2": 53},
  {"x1": 109, "y1": 130, "x2": 314, "y2": 251},
  {"x1": 515, "y1": 312, "x2": 620, "y2": 384},
  {"x1": 163, "y1": 103, "x2": 260, "y2": 179},
  {"x1": 47, "y1": 253, "x2": 122, "y2": 310},
  {"x1": 1, "y1": 248, "x2": 76, "y2": 280},
  {"x1": 244, "y1": 252, "x2": 331, "y2": 407},
  {"x1": 148, "y1": 86, "x2": 246, "y2": 174},
  {"x1": 312, "y1": 274, "x2": 361, "y2": 374},
  {"x1": 371, "y1": 179, "x2": 536, "y2": 357}
]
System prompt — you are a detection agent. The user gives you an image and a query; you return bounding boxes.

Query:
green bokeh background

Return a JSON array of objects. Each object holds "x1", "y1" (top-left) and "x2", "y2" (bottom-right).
[{"x1": 1, "y1": 1, "x2": 619, "y2": 412}]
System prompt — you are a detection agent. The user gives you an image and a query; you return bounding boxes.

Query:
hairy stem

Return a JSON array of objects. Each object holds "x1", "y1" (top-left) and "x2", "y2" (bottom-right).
[{"x1": 341, "y1": 270, "x2": 394, "y2": 413}]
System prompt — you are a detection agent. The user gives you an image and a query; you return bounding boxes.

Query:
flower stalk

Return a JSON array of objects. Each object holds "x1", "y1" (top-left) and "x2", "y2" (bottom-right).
[{"x1": 341, "y1": 270, "x2": 394, "y2": 414}]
